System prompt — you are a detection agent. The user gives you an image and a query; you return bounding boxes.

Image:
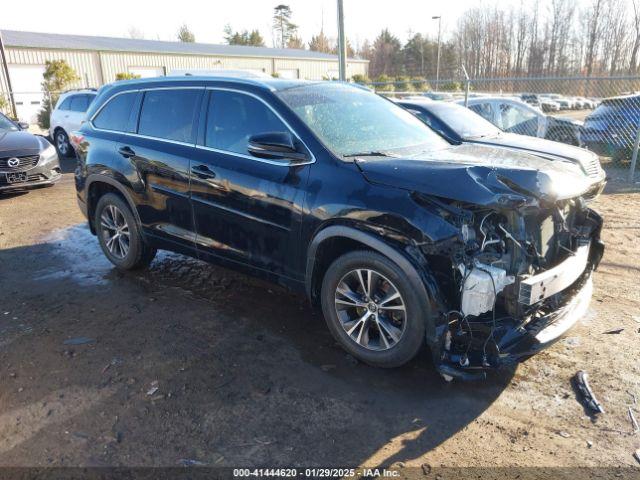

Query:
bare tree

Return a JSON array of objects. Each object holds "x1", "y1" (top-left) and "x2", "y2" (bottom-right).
[
  {"x1": 584, "y1": 0, "x2": 605, "y2": 76},
  {"x1": 631, "y1": 0, "x2": 640, "y2": 72},
  {"x1": 127, "y1": 26, "x2": 145, "y2": 39}
]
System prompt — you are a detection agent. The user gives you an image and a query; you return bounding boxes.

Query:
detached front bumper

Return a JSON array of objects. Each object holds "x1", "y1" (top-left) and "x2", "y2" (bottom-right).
[{"x1": 436, "y1": 238, "x2": 604, "y2": 381}]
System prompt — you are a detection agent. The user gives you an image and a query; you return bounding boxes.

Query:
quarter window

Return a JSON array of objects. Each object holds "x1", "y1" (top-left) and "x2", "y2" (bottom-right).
[
  {"x1": 205, "y1": 91, "x2": 289, "y2": 155},
  {"x1": 92, "y1": 92, "x2": 137, "y2": 132},
  {"x1": 138, "y1": 89, "x2": 200, "y2": 143}
]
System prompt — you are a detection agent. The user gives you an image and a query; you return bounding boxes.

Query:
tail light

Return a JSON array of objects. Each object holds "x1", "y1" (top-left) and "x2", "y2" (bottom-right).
[{"x1": 70, "y1": 131, "x2": 84, "y2": 147}]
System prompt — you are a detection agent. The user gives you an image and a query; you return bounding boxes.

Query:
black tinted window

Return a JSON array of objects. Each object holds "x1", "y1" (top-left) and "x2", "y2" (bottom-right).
[
  {"x1": 93, "y1": 92, "x2": 136, "y2": 132},
  {"x1": 69, "y1": 95, "x2": 90, "y2": 112},
  {"x1": 138, "y1": 89, "x2": 200, "y2": 143},
  {"x1": 205, "y1": 91, "x2": 288, "y2": 154}
]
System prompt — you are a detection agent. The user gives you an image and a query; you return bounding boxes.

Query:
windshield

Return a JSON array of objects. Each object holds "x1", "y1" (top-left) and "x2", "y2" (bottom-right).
[
  {"x1": 0, "y1": 113, "x2": 18, "y2": 131},
  {"x1": 276, "y1": 83, "x2": 449, "y2": 157},
  {"x1": 432, "y1": 103, "x2": 501, "y2": 139}
]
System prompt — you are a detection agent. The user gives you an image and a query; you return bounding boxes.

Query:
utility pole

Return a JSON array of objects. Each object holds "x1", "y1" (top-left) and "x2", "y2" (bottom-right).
[
  {"x1": 0, "y1": 30, "x2": 17, "y2": 118},
  {"x1": 432, "y1": 15, "x2": 442, "y2": 91},
  {"x1": 337, "y1": 0, "x2": 347, "y2": 81}
]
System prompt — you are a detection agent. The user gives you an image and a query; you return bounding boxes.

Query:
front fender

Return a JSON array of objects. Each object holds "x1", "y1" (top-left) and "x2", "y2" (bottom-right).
[{"x1": 305, "y1": 224, "x2": 448, "y2": 345}]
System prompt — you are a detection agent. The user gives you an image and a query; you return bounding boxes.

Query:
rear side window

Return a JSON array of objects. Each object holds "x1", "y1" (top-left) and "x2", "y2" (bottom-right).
[
  {"x1": 138, "y1": 89, "x2": 200, "y2": 143},
  {"x1": 69, "y1": 95, "x2": 91, "y2": 112},
  {"x1": 205, "y1": 90, "x2": 288, "y2": 155},
  {"x1": 57, "y1": 97, "x2": 72, "y2": 111},
  {"x1": 92, "y1": 92, "x2": 137, "y2": 132}
]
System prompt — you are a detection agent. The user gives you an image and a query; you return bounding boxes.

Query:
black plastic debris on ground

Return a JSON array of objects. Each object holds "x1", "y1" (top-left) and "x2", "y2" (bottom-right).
[{"x1": 572, "y1": 370, "x2": 605, "y2": 417}]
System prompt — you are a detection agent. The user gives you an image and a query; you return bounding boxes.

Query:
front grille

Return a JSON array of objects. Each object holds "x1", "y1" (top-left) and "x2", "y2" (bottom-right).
[{"x1": 0, "y1": 155, "x2": 39, "y2": 171}]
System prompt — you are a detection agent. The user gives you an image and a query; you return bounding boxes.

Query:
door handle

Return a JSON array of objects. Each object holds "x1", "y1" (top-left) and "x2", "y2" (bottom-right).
[
  {"x1": 118, "y1": 146, "x2": 135, "y2": 158},
  {"x1": 191, "y1": 164, "x2": 217, "y2": 179}
]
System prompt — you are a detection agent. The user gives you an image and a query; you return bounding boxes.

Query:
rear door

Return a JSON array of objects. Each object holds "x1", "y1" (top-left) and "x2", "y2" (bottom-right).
[
  {"x1": 189, "y1": 88, "x2": 311, "y2": 279},
  {"x1": 122, "y1": 87, "x2": 203, "y2": 247}
]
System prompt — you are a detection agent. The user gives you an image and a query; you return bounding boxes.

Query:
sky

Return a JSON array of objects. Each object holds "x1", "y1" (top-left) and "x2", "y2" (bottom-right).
[{"x1": 3, "y1": 0, "x2": 511, "y2": 48}]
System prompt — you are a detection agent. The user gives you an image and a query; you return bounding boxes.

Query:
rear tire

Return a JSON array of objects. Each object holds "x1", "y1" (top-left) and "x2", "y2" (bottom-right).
[
  {"x1": 54, "y1": 129, "x2": 73, "y2": 158},
  {"x1": 94, "y1": 193, "x2": 156, "y2": 270},
  {"x1": 320, "y1": 250, "x2": 426, "y2": 368}
]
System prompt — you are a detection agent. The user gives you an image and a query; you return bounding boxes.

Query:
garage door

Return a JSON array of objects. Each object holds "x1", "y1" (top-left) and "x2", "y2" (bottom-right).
[
  {"x1": 8, "y1": 64, "x2": 46, "y2": 125},
  {"x1": 128, "y1": 66, "x2": 165, "y2": 78}
]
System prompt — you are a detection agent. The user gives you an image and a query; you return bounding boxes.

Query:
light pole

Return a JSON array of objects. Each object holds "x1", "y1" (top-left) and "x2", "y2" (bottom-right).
[
  {"x1": 337, "y1": 0, "x2": 347, "y2": 81},
  {"x1": 432, "y1": 15, "x2": 442, "y2": 91},
  {"x1": 0, "y1": 31, "x2": 17, "y2": 119}
]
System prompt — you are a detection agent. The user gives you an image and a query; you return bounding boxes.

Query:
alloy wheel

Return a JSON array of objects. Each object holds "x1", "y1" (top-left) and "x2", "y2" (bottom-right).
[
  {"x1": 100, "y1": 204, "x2": 130, "y2": 259},
  {"x1": 56, "y1": 132, "x2": 69, "y2": 156},
  {"x1": 334, "y1": 268, "x2": 407, "y2": 351}
]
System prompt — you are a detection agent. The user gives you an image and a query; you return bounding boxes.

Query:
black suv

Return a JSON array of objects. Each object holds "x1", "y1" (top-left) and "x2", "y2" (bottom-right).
[{"x1": 74, "y1": 77, "x2": 604, "y2": 379}]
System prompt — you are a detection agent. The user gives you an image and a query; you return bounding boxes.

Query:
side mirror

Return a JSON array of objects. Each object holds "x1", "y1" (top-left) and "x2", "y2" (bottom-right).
[
  {"x1": 18, "y1": 121, "x2": 29, "y2": 130},
  {"x1": 248, "y1": 132, "x2": 309, "y2": 163}
]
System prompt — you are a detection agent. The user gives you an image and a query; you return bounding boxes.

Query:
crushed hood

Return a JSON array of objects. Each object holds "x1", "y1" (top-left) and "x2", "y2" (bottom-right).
[{"x1": 355, "y1": 144, "x2": 595, "y2": 207}]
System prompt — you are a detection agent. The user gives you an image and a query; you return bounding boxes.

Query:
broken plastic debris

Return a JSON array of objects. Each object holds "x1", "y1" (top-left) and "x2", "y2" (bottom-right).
[
  {"x1": 146, "y1": 380, "x2": 159, "y2": 396},
  {"x1": 602, "y1": 328, "x2": 624, "y2": 334},
  {"x1": 628, "y1": 407, "x2": 639, "y2": 433},
  {"x1": 177, "y1": 458, "x2": 206, "y2": 467},
  {"x1": 573, "y1": 370, "x2": 604, "y2": 414},
  {"x1": 63, "y1": 337, "x2": 96, "y2": 345}
]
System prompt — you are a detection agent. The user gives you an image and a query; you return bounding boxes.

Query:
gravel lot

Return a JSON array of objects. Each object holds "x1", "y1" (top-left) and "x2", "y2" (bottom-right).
[{"x1": 0, "y1": 155, "x2": 639, "y2": 472}]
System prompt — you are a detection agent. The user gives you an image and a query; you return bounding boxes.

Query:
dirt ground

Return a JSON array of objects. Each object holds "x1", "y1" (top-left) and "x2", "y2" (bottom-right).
[{"x1": 0, "y1": 155, "x2": 639, "y2": 473}]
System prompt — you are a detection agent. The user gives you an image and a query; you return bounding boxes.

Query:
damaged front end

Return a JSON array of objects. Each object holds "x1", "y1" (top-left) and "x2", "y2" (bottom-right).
[{"x1": 419, "y1": 191, "x2": 604, "y2": 380}]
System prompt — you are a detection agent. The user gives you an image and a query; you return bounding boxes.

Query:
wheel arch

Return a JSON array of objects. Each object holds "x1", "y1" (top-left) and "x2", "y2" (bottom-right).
[
  {"x1": 86, "y1": 174, "x2": 142, "y2": 235},
  {"x1": 305, "y1": 225, "x2": 444, "y2": 343}
]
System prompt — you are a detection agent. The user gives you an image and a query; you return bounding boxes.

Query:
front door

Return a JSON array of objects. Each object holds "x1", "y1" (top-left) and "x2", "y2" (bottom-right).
[{"x1": 189, "y1": 89, "x2": 311, "y2": 280}]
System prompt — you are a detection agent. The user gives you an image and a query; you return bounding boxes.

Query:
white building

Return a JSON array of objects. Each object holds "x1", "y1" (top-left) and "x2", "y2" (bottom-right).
[{"x1": 0, "y1": 30, "x2": 369, "y2": 123}]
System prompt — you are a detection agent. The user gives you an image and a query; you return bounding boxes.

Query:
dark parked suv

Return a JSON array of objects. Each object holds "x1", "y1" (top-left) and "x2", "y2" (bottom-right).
[{"x1": 74, "y1": 77, "x2": 604, "y2": 379}]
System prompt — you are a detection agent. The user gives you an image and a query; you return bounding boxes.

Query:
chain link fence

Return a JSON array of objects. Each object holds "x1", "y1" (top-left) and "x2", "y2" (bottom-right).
[{"x1": 368, "y1": 75, "x2": 640, "y2": 179}]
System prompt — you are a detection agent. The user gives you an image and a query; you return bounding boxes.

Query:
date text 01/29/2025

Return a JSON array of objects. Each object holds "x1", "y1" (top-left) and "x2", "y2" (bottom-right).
[{"x1": 233, "y1": 468, "x2": 400, "y2": 478}]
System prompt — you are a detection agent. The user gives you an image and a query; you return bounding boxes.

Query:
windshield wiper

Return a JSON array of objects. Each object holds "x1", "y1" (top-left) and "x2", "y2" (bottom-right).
[{"x1": 343, "y1": 151, "x2": 398, "y2": 158}]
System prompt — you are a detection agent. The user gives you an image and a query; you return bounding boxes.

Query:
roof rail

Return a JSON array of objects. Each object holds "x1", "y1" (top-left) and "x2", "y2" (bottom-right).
[{"x1": 61, "y1": 87, "x2": 98, "y2": 94}]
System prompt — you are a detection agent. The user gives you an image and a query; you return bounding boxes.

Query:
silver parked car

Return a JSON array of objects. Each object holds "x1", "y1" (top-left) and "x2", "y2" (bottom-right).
[
  {"x1": 49, "y1": 89, "x2": 96, "y2": 157},
  {"x1": 461, "y1": 97, "x2": 583, "y2": 145}
]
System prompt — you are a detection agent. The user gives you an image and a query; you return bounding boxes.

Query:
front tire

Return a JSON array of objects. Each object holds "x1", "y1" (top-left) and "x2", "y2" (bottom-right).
[
  {"x1": 95, "y1": 193, "x2": 156, "y2": 270},
  {"x1": 320, "y1": 250, "x2": 426, "y2": 368}
]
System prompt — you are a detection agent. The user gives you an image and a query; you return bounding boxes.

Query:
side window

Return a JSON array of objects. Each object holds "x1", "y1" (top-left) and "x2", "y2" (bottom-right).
[
  {"x1": 205, "y1": 91, "x2": 289, "y2": 155},
  {"x1": 468, "y1": 103, "x2": 493, "y2": 122},
  {"x1": 57, "y1": 97, "x2": 72, "y2": 111},
  {"x1": 138, "y1": 89, "x2": 200, "y2": 143},
  {"x1": 92, "y1": 92, "x2": 137, "y2": 132},
  {"x1": 69, "y1": 95, "x2": 90, "y2": 112},
  {"x1": 498, "y1": 103, "x2": 538, "y2": 133}
]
